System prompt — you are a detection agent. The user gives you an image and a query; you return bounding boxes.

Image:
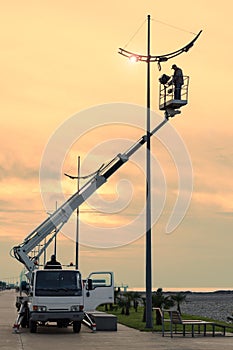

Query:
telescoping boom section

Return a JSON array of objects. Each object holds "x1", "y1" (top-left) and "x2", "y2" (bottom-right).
[{"x1": 13, "y1": 118, "x2": 168, "y2": 274}]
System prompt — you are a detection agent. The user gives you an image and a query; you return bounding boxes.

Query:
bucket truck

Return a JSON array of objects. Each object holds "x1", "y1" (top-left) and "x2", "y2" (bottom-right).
[{"x1": 11, "y1": 101, "x2": 186, "y2": 333}]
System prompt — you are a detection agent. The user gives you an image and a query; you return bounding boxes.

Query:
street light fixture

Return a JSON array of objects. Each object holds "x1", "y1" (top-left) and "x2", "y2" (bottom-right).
[
  {"x1": 129, "y1": 55, "x2": 139, "y2": 63},
  {"x1": 119, "y1": 15, "x2": 202, "y2": 328}
]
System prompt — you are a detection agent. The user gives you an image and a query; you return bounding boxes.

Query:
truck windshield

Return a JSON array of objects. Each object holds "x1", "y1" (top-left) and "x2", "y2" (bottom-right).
[{"x1": 35, "y1": 271, "x2": 82, "y2": 296}]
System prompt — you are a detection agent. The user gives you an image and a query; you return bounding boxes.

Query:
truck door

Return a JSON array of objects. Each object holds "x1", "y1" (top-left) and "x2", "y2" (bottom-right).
[{"x1": 84, "y1": 272, "x2": 114, "y2": 311}]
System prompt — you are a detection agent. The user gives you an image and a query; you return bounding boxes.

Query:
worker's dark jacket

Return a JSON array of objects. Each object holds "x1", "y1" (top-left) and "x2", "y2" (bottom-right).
[
  {"x1": 44, "y1": 260, "x2": 62, "y2": 269},
  {"x1": 172, "y1": 68, "x2": 184, "y2": 85}
]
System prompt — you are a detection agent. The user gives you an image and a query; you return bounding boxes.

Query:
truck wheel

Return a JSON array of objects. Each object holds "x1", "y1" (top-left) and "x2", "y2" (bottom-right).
[
  {"x1": 29, "y1": 320, "x2": 37, "y2": 333},
  {"x1": 73, "y1": 321, "x2": 81, "y2": 333}
]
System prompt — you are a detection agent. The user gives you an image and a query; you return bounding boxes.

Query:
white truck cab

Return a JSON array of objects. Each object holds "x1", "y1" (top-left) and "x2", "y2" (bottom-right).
[{"x1": 28, "y1": 269, "x2": 84, "y2": 332}]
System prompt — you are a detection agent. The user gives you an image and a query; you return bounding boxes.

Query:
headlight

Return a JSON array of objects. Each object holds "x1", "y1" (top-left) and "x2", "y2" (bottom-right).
[
  {"x1": 71, "y1": 305, "x2": 83, "y2": 312},
  {"x1": 33, "y1": 305, "x2": 47, "y2": 312}
]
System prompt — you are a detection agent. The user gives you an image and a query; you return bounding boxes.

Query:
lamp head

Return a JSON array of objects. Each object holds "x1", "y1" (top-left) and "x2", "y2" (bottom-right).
[
  {"x1": 159, "y1": 74, "x2": 170, "y2": 85},
  {"x1": 129, "y1": 55, "x2": 139, "y2": 63}
]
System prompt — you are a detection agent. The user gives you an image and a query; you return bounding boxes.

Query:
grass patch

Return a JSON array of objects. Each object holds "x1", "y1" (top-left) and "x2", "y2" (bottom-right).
[{"x1": 97, "y1": 306, "x2": 233, "y2": 333}]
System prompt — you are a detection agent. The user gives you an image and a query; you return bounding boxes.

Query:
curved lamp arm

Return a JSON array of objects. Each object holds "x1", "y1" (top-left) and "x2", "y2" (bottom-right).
[{"x1": 118, "y1": 30, "x2": 202, "y2": 65}]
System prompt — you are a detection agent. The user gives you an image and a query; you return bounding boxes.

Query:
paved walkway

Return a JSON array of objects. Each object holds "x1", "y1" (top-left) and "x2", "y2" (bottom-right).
[{"x1": 0, "y1": 290, "x2": 232, "y2": 350}]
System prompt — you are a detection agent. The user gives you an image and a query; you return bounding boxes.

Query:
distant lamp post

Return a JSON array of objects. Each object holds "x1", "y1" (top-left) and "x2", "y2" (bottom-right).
[
  {"x1": 119, "y1": 15, "x2": 202, "y2": 328},
  {"x1": 64, "y1": 156, "x2": 81, "y2": 270}
]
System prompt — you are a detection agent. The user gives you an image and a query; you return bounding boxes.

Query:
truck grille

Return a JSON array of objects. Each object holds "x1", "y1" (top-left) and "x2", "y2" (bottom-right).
[{"x1": 48, "y1": 308, "x2": 69, "y2": 311}]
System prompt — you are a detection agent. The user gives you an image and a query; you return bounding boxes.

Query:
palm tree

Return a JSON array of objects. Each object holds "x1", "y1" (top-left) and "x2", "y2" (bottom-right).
[
  {"x1": 142, "y1": 288, "x2": 174, "y2": 325},
  {"x1": 118, "y1": 297, "x2": 127, "y2": 315},
  {"x1": 152, "y1": 288, "x2": 174, "y2": 325},
  {"x1": 142, "y1": 297, "x2": 146, "y2": 322},
  {"x1": 123, "y1": 292, "x2": 135, "y2": 316},
  {"x1": 152, "y1": 288, "x2": 174, "y2": 308},
  {"x1": 131, "y1": 292, "x2": 141, "y2": 312},
  {"x1": 115, "y1": 291, "x2": 132, "y2": 315},
  {"x1": 171, "y1": 292, "x2": 186, "y2": 314}
]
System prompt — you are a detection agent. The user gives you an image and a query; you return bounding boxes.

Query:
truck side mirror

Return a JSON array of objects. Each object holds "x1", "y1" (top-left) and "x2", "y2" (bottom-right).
[{"x1": 87, "y1": 278, "x2": 93, "y2": 290}]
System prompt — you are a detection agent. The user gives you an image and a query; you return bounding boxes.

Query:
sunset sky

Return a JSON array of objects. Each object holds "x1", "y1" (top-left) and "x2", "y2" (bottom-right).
[{"x1": 0, "y1": 1, "x2": 232, "y2": 290}]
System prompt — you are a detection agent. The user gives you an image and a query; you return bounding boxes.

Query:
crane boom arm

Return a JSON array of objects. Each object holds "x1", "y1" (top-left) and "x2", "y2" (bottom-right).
[{"x1": 13, "y1": 118, "x2": 168, "y2": 273}]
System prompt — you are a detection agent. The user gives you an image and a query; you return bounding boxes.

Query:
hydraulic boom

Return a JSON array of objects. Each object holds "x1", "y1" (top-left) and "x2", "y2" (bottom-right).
[{"x1": 12, "y1": 118, "x2": 168, "y2": 276}]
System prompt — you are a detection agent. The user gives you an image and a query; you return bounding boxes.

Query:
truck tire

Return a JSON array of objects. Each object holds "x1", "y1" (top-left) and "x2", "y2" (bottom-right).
[
  {"x1": 73, "y1": 321, "x2": 81, "y2": 333},
  {"x1": 29, "y1": 320, "x2": 37, "y2": 333}
]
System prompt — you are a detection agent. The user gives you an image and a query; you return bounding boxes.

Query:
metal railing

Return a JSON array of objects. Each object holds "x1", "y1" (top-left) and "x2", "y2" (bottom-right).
[{"x1": 159, "y1": 75, "x2": 189, "y2": 110}]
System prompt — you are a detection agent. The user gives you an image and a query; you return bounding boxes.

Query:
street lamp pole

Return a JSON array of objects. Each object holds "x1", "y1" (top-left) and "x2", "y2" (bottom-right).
[
  {"x1": 54, "y1": 200, "x2": 58, "y2": 256},
  {"x1": 145, "y1": 14, "x2": 153, "y2": 329},
  {"x1": 119, "y1": 17, "x2": 201, "y2": 330},
  {"x1": 75, "y1": 156, "x2": 81, "y2": 270},
  {"x1": 64, "y1": 157, "x2": 81, "y2": 270}
]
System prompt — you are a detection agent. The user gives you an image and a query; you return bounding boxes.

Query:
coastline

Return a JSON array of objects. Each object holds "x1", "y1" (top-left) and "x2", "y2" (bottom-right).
[
  {"x1": 127, "y1": 289, "x2": 233, "y2": 322},
  {"x1": 180, "y1": 291, "x2": 233, "y2": 322},
  {"x1": 128, "y1": 288, "x2": 233, "y2": 293}
]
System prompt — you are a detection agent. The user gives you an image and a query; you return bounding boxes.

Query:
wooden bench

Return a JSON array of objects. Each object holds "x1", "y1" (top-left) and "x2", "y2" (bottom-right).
[{"x1": 160, "y1": 310, "x2": 230, "y2": 338}]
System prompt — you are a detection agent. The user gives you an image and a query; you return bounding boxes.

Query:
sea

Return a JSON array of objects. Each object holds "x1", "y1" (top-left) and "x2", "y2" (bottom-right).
[{"x1": 127, "y1": 288, "x2": 233, "y2": 322}]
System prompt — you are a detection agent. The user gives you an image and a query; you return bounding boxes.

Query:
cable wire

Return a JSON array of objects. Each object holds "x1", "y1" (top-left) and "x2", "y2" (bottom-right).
[
  {"x1": 123, "y1": 18, "x2": 147, "y2": 49},
  {"x1": 64, "y1": 163, "x2": 106, "y2": 180},
  {"x1": 122, "y1": 17, "x2": 196, "y2": 51},
  {"x1": 152, "y1": 18, "x2": 197, "y2": 36}
]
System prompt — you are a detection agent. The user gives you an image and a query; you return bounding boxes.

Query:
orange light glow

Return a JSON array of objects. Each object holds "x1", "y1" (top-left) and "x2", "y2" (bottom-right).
[{"x1": 129, "y1": 55, "x2": 139, "y2": 63}]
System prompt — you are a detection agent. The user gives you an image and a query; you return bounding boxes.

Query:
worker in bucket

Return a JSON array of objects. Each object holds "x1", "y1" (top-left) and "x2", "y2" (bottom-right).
[{"x1": 169, "y1": 64, "x2": 184, "y2": 99}]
